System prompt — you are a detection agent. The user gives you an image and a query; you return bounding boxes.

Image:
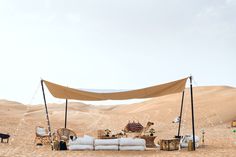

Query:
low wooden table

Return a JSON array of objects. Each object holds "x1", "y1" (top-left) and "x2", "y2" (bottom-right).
[
  {"x1": 141, "y1": 135, "x2": 157, "y2": 148},
  {"x1": 159, "y1": 138, "x2": 180, "y2": 151}
]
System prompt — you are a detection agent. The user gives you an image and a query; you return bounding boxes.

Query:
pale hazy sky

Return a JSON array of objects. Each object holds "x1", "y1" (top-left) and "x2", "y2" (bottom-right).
[{"x1": 0, "y1": 0, "x2": 235, "y2": 104}]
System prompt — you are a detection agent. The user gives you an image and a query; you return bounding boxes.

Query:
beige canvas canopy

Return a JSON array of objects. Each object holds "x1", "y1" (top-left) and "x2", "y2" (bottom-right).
[
  {"x1": 40, "y1": 76, "x2": 196, "y2": 150},
  {"x1": 43, "y1": 77, "x2": 188, "y2": 101}
]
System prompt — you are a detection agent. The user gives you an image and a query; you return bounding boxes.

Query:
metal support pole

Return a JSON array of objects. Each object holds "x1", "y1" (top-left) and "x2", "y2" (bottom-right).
[
  {"x1": 177, "y1": 90, "x2": 185, "y2": 137},
  {"x1": 65, "y1": 99, "x2": 68, "y2": 128},
  {"x1": 41, "y1": 80, "x2": 53, "y2": 150},
  {"x1": 190, "y1": 76, "x2": 196, "y2": 150}
]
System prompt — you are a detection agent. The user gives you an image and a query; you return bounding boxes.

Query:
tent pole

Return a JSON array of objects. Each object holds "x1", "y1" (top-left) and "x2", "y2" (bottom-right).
[
  {"x1": 177, "y1": 90, "x2": 185, "y2": 137},
  {"x1": 41, "y1": 80, "x2": 53, "y2": 150},
  {"x1": 65, "y1": 99, "x2": 68, "y2": 128},
  {"x1": 190, "y1": 76, "x2": 196, "y2": 150}
]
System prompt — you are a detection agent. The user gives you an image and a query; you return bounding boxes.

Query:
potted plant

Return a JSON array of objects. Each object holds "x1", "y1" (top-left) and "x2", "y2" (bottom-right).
[
  {"x1": 149, "y1": 128, "x2": 155, "y2": 136},
  {"x1": 104, "y1": 129, "x2": 111, "y2": 137}
]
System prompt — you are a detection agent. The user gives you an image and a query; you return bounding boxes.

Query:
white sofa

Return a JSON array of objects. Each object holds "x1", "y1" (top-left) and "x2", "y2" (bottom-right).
[
  {"x1": 68, "y1": 136, "x2": 146, "y2": 151},
  {"x1": 180, "y1": 135, "x2": 200, "y2": 148}
]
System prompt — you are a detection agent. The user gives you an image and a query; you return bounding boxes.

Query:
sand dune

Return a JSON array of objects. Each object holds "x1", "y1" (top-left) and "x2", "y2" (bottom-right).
[
  {"x1": 111, "y1": 86, "x2": 236, "y2": 126},
  {"x1": 0, "y1": 86, "x2": 236, "y2": 156}
]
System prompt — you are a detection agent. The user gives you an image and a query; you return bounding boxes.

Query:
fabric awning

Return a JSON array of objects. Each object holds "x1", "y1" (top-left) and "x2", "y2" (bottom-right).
[{"x1": 43, "y1": 77, "x2": 188, "y2": 101}]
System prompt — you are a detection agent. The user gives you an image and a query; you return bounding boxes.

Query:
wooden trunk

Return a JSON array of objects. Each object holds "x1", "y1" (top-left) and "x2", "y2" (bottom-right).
[{"x1": 160, "y1": 138, "x2": 180, "y2": 151}]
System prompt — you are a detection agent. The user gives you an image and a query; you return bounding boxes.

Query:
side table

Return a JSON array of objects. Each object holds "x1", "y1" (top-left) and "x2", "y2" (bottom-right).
[{"x1": 140, "y1": 135, "x2": 157, "y2": 148}]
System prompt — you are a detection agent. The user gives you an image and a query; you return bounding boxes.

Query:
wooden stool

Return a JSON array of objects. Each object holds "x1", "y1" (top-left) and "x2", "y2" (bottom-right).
[{"x1": 53, "y1": 140, "x2": 60, "y2": 150}]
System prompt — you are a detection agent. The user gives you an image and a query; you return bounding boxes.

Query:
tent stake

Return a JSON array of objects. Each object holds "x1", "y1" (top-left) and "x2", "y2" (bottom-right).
[
  {"x1": 177, "y1": 90, "x2": 185, "y2": 137},
  {"x1": 65, "y1": 99, "x2": 68, "y2": 128},
  {"x1": 41, "y1": 80, "x2": 53, "y2": 150},
  {"x1": 190, "y1": 76, "x2": 196, "y2": 150}
]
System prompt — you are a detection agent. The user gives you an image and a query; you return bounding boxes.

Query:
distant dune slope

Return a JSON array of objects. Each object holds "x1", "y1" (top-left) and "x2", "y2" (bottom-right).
[
  {"x1": 0, "y1": 86, "x2": 236, "y2": 137},
  {"x1": 0, "y1": 99, "x2": 26, "y2": 116},
  {"x1": 111, "y1": 86, "x2": 236, "y2": 127},
  {"x1": 0, "y1": 100, "x2": 27, "y2": 133}
]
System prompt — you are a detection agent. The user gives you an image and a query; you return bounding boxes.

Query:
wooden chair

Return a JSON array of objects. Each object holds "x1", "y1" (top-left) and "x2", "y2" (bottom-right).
[
  {"x1": 35, "y1": 126, "x2": 51, "y2": 145},
  {"x1": 0, "y1": 133, "x2": 10, "y2": 143},
  {"x1": 57, "y1": 128, "x2": 76, "y2": 142},
  {"x1": 231, "y1": 120, "x2": 236, "y2": 127},
  {"x1": 97, "y1": 130, "x2": 105, "y2": 139}
]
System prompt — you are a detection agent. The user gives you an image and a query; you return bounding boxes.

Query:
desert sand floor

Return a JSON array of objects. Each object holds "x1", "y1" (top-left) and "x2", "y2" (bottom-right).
[{"x1": 1, "y1": 86, "x2": 236, "y2": 156}]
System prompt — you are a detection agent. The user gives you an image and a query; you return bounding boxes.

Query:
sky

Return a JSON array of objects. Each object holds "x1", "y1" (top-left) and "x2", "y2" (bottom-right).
[{"x1": 0, "y1": 0, "x2": 235, "y2": 105}]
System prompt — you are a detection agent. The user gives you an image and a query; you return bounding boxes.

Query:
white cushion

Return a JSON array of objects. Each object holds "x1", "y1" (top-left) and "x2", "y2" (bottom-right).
[
  {"x1": 94, "y1": 139, "x2": 119, "y2": 146},
  {"x1": 37, "y1": 128, "x2": 47, "y2": 136},
  {"x1": 68, "y1": 135, "x2": 94, "y2": 146},
  {"x1": 84, "y1": 135, "x2": 94, "y2": 141},
  {"x1": 68, "y1": 145, "x2": 94, "y2": 150},
  {"x1": 95, "y1": 145, "x2": 119, "y2": 150},
  {"x1": 119, "y1": 146, "x2": 146, "y2": 151},
  {"x1": 180, "y1": 135, "x2": 200, "y2": 148},
  {"x1": 119, "y1": 138, "x2": 146, "y2": 146}
]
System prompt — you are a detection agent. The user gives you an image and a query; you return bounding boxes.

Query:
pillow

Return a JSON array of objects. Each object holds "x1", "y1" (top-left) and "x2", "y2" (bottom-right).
[
  {"x1": 68, "y1": 135, "x2": 94, "y2": 146},
  {"x1": 37, "y1": 128, "x2": 46, "y2": 136},
  {"x1": 84, "y1": 135, "x2": 94, "y2": 140}
]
